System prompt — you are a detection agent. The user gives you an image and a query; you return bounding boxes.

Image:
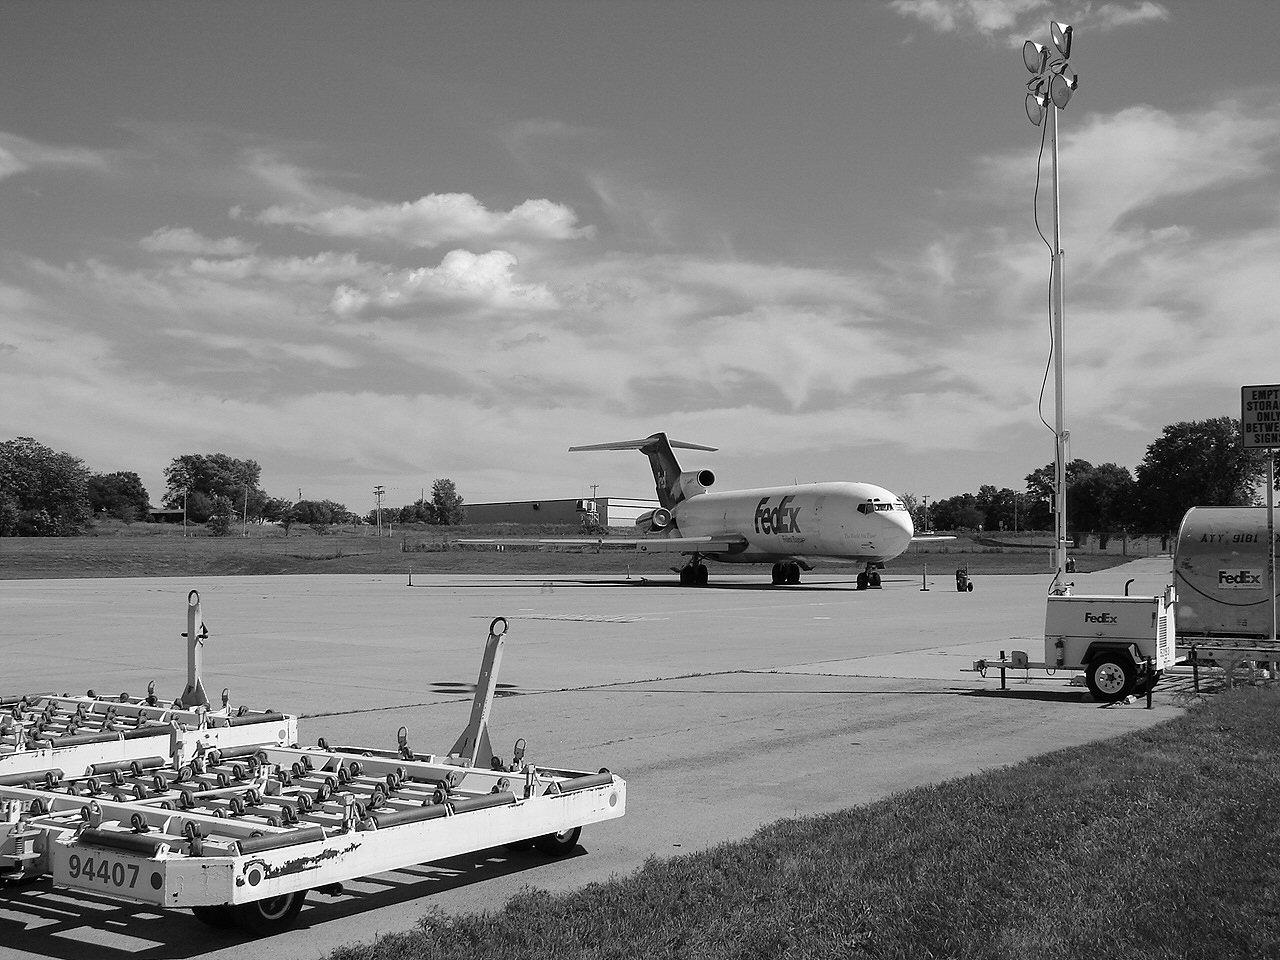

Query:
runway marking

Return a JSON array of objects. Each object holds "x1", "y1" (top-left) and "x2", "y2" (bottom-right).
[{"x1": 514, "y1": 614, "x2": 645, "y2": 623}]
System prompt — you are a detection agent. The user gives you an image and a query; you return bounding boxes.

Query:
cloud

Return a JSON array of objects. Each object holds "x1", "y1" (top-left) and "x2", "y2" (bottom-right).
[
  {"x1": 253, "y1": 193, "x2": 593, "y2": 248},
  {"x1": 140, "y1": 227, "x2": 257, "y2": 257},
  {"x1": 888, "y1": 0, "x2": 1167, "y2": 39},
  {"x1": 0, "y1": 132, "x2": 111, "y2": 180},
  {"x1": 330, "y1": 249, "x2": 557, "y2": 317}
]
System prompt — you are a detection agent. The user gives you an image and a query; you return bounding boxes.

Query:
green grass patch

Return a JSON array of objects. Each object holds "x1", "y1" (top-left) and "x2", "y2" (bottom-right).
[
  {"x1": 325, "y1": 689, "x2": 1280, "y2": 960},
  {"x1": 0, "y1": 528, "x2": 1129, "y2": 579}
]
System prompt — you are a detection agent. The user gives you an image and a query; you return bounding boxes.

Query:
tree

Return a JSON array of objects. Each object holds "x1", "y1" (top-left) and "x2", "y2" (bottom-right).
[
  {"x1": 262, "y1": 498, "x2": 294, "y2": 533},
  {"x1": 88, "y1": 471, "x2": 150, "y2": 522},
  {"x1": 1070, "y1": 463, "x2": 1137, "y2": 537},
  {"x1": 930, "y1": 493, "x2": 983, "y2": 531},
  {"x1": 1135, "y1": 417, "x2": 1266, "y2": 532},
  {"x1": 0, "y1": 437, "x2": 93, "y2": 536},
  {"x1": 1024, "y1": 459, "x2": 1094, "y2": 531},
  {"x1": 430, "y1": 478, "x2": 466, "y2": 525},
  {"x1": 163, "y1": 454, "x2": 263, "y2": 520},
  {"x1": 291, "y1": 499, "x2": 350, "y2": 533},
  {"x1": 396, "y1": 499, "x2": 437, "y2": 524}
]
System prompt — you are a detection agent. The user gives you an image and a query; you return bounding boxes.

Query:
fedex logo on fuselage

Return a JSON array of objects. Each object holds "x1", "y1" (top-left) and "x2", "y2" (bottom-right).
[
  {"x1": 1084, "y1": 612, "x2": 1117, "y2": 624},
  {"x1": 755, "y1": 496, "x2": 801, "y2": 535}
]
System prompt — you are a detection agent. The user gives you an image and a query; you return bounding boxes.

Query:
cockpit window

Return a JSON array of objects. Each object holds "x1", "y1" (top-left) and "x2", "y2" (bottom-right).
[{"x1": 857, "y1": 502, "x2": 897, "y2": 514}]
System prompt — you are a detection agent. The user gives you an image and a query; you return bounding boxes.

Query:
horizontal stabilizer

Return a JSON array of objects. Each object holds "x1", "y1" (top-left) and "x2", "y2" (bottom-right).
[{"x1": 569, "y1": 436, "x2": 717, "y2": 453}]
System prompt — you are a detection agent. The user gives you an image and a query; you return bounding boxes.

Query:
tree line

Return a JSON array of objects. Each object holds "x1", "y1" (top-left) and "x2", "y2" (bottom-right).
[
  {"x1": 908, "y1": 417, "x2": 1272, "y2": 539},
  {"x1": 1, "y1": 415, "x2": 1272, "y2": 538},
  {"x1": 0, "y1": 439, "x2": 465, "y2": 536}
]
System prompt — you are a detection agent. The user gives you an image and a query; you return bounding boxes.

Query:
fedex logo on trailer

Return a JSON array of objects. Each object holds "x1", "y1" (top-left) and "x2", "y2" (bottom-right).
[{"x1": 1218, "y1": 569, "x2": 1263, "y2": 589}]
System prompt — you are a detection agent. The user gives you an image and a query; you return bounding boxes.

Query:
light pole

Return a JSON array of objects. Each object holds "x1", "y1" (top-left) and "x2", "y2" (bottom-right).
[
  {"x1": 374, "y1": 484, "x2": 385, "y2": 537},
  {"x1": 1023, "y1": 21, "x2": 1078, "y2": 594}
]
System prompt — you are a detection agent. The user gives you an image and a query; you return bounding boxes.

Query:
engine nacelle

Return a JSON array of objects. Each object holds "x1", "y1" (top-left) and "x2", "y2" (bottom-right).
[
  {"x1": 634, "y1": 507, "x2": 674, "y2": 533},
  {"x1": 674, "y1": 469, "x2": 715, "y2": 501}
]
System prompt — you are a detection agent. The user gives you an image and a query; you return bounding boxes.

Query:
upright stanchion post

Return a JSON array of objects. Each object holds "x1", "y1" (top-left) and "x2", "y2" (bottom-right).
[
  {"x1": 178, "y1": 590, "x2": 210, "y2": 709},
  {"x1": 921, "y1": 563, "x2": 929, "y2": 591}
]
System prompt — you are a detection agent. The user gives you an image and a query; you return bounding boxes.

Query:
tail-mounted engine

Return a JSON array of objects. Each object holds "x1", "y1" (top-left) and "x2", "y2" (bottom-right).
[
  {"x1": 673, "y1": 469, "x2": 714, "y2": 502},
  {"x1": 634, "y1": 506, "x2": 674, "y2": 533}
]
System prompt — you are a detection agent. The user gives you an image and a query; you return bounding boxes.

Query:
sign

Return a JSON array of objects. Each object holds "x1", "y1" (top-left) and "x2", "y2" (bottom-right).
[{"x1": 1241, "y1": 384, "x2": 1280, "y2": 449}]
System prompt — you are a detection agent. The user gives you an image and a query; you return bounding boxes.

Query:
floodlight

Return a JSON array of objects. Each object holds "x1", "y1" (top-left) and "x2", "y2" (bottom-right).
[
  {"x1": 1026, "y1": 92, "x2": 1046, "y2": 126},
  {"x1": 1049, "y1": 70, "x2": 1077, "y2": 109},
  {"x1": 1050, "y1": 21, "x2": 1073, "y2": 59},
  {"x1": 1023, "y1": 40, "x2": 1048, "y2": 74}
]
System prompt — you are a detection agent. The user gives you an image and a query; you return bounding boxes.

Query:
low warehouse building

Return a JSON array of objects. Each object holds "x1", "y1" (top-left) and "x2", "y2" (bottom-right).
[{"x1": 464, "y1": 497, "x2": 657, "y2": 529}]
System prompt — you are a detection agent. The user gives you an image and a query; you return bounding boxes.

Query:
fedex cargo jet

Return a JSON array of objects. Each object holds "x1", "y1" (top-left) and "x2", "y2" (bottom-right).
[{"x1": 464, "y1": 431, "x2": 929, "y2": 587}]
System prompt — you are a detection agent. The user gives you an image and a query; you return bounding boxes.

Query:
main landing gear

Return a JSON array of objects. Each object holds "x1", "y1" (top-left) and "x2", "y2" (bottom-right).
[
  {"x1": 771, "y1": 562, "x2": 802, "y2": 585},
  {"x1": 678, "y1": 561, "x2": 709, "y2": 586}
]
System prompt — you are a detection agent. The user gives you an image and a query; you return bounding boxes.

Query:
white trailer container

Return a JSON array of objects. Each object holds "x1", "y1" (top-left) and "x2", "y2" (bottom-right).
[{"x1": 1174, "y1": 506, "x2": 1277, "y2": 640}]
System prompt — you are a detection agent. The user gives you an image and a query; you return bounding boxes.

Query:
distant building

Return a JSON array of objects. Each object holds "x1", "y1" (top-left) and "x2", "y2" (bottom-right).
[
  {"x1": 463, "y1": 497, "x2": 657, "y2": 529},
  {"x1": 148, "y1": 508, "x2": 185, "y2": 524}
]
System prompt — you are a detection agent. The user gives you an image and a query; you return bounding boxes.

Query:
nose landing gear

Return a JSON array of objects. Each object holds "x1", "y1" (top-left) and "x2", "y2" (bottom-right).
[{"x1": 856, "y1": 563, "x2": 883, "y2": 591}]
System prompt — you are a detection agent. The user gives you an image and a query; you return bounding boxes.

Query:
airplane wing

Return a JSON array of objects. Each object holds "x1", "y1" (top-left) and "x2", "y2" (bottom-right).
[{"x1": 453, "y1": 535, "x2": 749, "y2": 554}]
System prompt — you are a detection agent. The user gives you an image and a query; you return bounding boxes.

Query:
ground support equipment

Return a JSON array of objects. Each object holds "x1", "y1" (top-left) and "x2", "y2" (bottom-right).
[
  {"x1": 0, "y1": 604, "x2": 626, "y2": 936},
  {"x1": 970, "y1": 587, "x2": 1178, "y2": 703},
  {"x1": 1, "y1": 590, "x2": 297, "y2": 781}
]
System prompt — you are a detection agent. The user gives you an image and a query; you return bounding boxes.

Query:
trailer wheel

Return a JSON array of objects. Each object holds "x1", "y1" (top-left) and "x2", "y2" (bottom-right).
[
  {"x1": 233, "y1": 890, "x2": 307, "y2": 935},
  {"x1": 1086, "y1": 655, "x2": 1136, "y2": 703},
  {"x1": 534, "y1": 826, "x2": 582, "y2": 856},
  {"x1": 190, "y1": 904, "x2": 237, "y2": 928}
]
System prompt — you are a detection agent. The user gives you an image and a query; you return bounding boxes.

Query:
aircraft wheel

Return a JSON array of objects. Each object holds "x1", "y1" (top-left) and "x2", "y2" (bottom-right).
[
  {"x1": 856, "y1": 572, "x2": 869, "y2": 591},
  {"x1": 869, "y1": 570, "x2": 881, "y2": 588},
  {"x1": 771, "y1": 563, "x2": 784, "y2": 585},
  {"x1": 695, "y1": 564, "x2": 709, "y2": 586},
  {"x1": 786, "y1": 563, "x2": 801, "y2": 585},
  {"x1": 1085, "y1": 655, "x2": 1136, "y2": 703},
  {"x1": 679, "y1": 566, "x2": 693, "y2": 586},
  {"x1": 232, "y1": 890, "x2": 307, "y2": 935},
  {"x1": 534, "y1": 826, "x2": 582, "y2": 856}
]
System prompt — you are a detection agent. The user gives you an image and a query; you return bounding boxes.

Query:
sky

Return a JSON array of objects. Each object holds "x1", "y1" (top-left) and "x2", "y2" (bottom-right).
[{"x1": 2, "y1": 1, "x2": 1278, "y2": 515}]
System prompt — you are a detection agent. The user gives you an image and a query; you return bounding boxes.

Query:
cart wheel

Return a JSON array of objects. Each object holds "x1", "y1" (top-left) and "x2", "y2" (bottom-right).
[
  {"x1": 191, "y1": 904, "x2": 237, "y2": 928},
  {"x1": 1086, "y1": 655, "x2": 1136, "y2": 703},
  {"x1": 534, "y1": 826, "x2": 582, "y2": 856},
  {"x1": 233, "y1": 890, "x2": 307, "y2": 935}
]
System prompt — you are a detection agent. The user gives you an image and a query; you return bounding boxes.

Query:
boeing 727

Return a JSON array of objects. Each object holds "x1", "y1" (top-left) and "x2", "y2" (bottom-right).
[{"x1": 461, "y1": 431, "x2": 932, "y2": 587}]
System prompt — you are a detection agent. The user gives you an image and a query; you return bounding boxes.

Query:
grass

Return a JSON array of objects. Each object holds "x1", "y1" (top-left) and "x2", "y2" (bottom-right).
[
  {"x1": 0, "y1": 523, "x2": 1134, "y2": 579},
  {"x1": 325, "y1": 689, "x2": 1280, "y2": 960}
]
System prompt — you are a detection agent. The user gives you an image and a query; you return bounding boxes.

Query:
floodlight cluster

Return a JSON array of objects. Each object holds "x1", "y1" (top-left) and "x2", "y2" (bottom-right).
[{"x1": 1023, "y1": 21, "x2": 1078, "y2": 126}]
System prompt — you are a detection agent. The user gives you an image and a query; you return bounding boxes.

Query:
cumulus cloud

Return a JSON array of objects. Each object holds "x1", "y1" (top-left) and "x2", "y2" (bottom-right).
[
  {"x1": 0, "y1": 132, "x2": 111, "y2": 180},
  {"x1": 330, "y1": 249, "x2": 557, "y2": 317},
  {"x1": 140, "y1": 226, "x2": 257, "y2": 256},
  {"x1": 254, "y1": 193, "x2": 593, "y2": 248},
  {"x1": 889, "y1": 0, "x2": 1167, "y2": 39}
]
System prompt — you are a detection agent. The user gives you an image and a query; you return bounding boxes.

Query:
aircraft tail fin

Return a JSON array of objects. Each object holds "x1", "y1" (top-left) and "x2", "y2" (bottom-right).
[{"x1": 570, "y1": 432, "x2": 717, "y2": 509}]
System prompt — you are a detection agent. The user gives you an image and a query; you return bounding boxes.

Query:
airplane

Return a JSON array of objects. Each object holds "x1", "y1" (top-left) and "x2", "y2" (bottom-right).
[{"x1": 458, "y1": 431, "x2": 939, "y2": 587}]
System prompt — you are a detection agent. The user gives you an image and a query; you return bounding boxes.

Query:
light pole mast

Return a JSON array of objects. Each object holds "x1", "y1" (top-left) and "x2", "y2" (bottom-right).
[{"x1": 1023, "y1": 21, "x2": 1078, "y2": 595}]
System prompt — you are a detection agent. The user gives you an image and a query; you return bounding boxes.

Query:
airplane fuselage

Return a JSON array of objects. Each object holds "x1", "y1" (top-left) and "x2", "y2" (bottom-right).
[{"x1": 671, "y1": 481, "x2": 914, "y2": 564}]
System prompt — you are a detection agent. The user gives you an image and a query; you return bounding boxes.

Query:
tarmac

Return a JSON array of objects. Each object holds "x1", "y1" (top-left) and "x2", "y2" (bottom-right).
[{"x1": 0, "y1": 558, "x2": 1188, "y2": 960}]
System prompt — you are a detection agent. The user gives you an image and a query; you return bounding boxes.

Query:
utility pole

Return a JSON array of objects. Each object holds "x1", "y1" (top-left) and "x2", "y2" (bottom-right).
[{"x1": 374, "y1": 484, "x2": 385, "y2": 537}]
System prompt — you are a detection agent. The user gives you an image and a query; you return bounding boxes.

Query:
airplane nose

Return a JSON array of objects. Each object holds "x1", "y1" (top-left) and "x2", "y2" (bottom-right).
[{"x1": 880, "y1": 508, "x2": 914, "y2": 554}]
